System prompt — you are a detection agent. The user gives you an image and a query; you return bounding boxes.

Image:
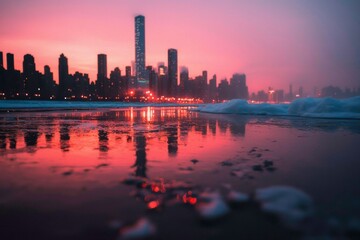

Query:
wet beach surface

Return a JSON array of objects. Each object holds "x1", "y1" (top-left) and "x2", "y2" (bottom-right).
[{"x1": 1, "y1": 107, "x2": 360, "y2": 239}]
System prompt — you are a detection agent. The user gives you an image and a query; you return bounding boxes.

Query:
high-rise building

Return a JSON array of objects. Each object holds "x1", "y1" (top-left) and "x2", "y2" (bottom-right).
[
  {"x1": 97, "y1": 54, "x2": 107, "y2": 79},
  {"x1": 6, "y1": 53, "x2": 14, "y2": 71},
  {"x1": 23, "y1": 54, "x2": 36, "y2": 78},
  {"x1": 43, "y1": 65, "x2": 56, "y2": 99},
  {"x1": 230, "y1": 73, "x2": 248, "y2": 99},
  {"x1": 58, "y1": 53, "x2": 69, "y2": 99},
  {"x1": 96, "y1": 54, "x2": 108, "y2": 99},
  {"x1": 135, "y1": 15, "x2": 146, "y2": 85},
  {"x1": 109, "y1": 67, "x2": 121, "y2": 99},
  {"x1": 179, "y1": 67, "x2": 189, "y2": 97},
  {"x1": 23, "y1": 54, "x2": 37, "y2": 97},
  {"x1": 0, "y1": 51, "x2": 3, "y2": 69},
  {"x1": 167, "y1": 49, "x2": 178, "y2": 97},
  {"x1": 157, "y1": 64, "x2": 167, "y2": 97},
  {"x1": 209, "y1": 74, "x2": 217, "y2": 101},
  {"x1": 125, "y1": 66, "x2": 132, "y2": 90}
]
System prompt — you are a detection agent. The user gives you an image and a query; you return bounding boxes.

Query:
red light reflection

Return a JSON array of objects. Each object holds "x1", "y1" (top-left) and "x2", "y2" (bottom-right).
[
  {"x1": 147, "y1": 200, "x2": 160, "y2": 209},
  {"x1": 182, "y1": 191, "x2": 197, "y2": 205}
]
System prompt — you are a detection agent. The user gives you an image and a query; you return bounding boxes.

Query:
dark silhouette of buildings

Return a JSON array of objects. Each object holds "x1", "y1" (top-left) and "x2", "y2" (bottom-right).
[
  {"x1": 230, "y1": 73, "x2": 248, "y2": 99},
  {"x1": 168, "y1": 49, "x2": 178, "y2": 97},
  {"x1": 7, "y1": 53, "x2": 14, "y2": 71},
  {"x1": 58, "y1": 53, "x2": 69, "y2": 99},
  {"x1": 209, "y1": 74, "x2": 217, "y2": 101},
  {"x1": 135, "y1": 15, "x2": 146, "y2": 87},
  {"x1": 96, "y1": 54, "x2": 108, "y2": 99},
  {"x1": 0, "y1": 51, "x2": 3, "y2": 69},
  {"x1": 157, "y1": 64, "x2": 167, "y2": 97},
  {"x1": 133, "y1": 134, "x2": 147, "y2": 178},
  {"x1": 179, "y1": 67, "x2": 189, "y2": 97},
  {"x1": 218, "y1": 79, "x2": 230, "y2": 101}
]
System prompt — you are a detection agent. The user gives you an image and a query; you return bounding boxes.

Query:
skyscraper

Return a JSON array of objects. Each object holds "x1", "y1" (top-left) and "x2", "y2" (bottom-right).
[
  {"x1": 97, "y1": 54, "x2": 107, "y2": 79},
  {"x1": 23, "y1": 54, "x2": 36, "y2": 78},
  {"x1": 23, "y1": 54, "x2": 37, "y2": 97},
  {"x1": 96, "y1": 54, "x2": 108, "y2": 99},
  {"x1": 135, "y1": 15, "x2": 146, "y2": 86},
  {"x1": 6, "y1": 53, "x2": 14, "y2": 71},
  {"x1": 167, "y1": 49, "x2": 178, "y2": 97},
  {"x1": 58, "y1": 53, "x2": 69, "y2": 99},
  {"x1": 179, "y1": 67, "x2": 189, "y2": 97},
  {"x1": 0, "y1": 51, "x2": 3, "y2": 69},
  {"x1": 230, "y1": 73, "x2": 248, "y2": 99}
]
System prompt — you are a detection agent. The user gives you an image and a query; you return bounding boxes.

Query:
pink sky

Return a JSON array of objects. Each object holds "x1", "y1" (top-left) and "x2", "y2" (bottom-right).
[{"x1": 1, "y1": 0, "x2": 359, "y2": 93}]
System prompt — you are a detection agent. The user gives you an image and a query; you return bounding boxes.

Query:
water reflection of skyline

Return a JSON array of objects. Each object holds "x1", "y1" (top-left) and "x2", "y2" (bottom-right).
[{"x1": 0, "y1": 108, "x2": 247, "y2": 158}]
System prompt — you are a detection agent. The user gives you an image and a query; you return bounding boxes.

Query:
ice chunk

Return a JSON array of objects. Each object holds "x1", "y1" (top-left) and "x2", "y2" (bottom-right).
[
  {"x1": 347, "y1": 218, "x2": 360, "y2": 233},
  {"x1": 197, "y1": 191, "x2": 230, "y2": 220},
  {"x1": 255, "y1": 186, "x2": 313, "y2": 226},
  {"x1": 227, "y1": 190, "x2": 249, "y2": 203},
  {"x1": 197, "y1": 199, "x2": 230, "y2": 220},
  {"x1": 119, "y1": 218, "x2": 156, "y2": 239}
]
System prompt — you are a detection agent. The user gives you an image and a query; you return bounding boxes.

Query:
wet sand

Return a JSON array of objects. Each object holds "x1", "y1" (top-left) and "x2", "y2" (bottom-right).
[{"x1": 1, "y1": 107, "x2": 360, "y2": 239}]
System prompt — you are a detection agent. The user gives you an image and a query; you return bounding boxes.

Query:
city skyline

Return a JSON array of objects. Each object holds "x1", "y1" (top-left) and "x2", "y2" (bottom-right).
[{"x1": 1, "y1": 0, "x2": 360, "y2": 93}]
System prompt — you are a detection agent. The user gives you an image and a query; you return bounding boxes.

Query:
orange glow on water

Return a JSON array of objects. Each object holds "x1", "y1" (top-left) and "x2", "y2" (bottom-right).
[
  {"x1": 151, "y1": 179, "x2": 166, "y2": 193},
  {"x1": 182, "y1": 191, "x2": 197, "y2": 205},
  {"x1": 147, "y1": 200, "x2": 160, "y2": 209}
]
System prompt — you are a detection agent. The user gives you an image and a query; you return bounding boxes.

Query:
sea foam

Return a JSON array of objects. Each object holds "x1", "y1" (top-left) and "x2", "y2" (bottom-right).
[{"x1": 196, "y1": 97, "x2": 360, "y2": 119}]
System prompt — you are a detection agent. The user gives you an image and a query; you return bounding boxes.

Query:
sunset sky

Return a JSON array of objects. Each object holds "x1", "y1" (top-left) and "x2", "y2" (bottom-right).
[{"x1": 1, "y1": 0, "x2": 359, "y2": 93}]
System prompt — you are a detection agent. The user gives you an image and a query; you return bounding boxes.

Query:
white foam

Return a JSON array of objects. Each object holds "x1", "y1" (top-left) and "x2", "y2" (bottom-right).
[
  {"x1": 196, "y1": 97, "x2": 360, "y2": 119},
  {"x1": 119, "y1": 218, "x2": 156, "y2": 239},
  {"x1": 227, "y1": 191, "x2": 249, "y2": 203},
  {"x1": 255, "y1": 186, "x2": 313, "y2": 226},
  {"x1": 197, "y1": 191, "x2": 230, "y2": 220}
]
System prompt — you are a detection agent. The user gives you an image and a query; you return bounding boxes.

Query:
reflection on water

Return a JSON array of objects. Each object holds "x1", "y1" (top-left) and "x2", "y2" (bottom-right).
[
  {"x1": 133, "y1": 134, "x2": 147, "y2": 178},
  {"x1": 0, "y1": 107, "x2": 360, "y2": 239},
  {"x1": 0, "y1": 107, "x2": 247, "y2": 154}
]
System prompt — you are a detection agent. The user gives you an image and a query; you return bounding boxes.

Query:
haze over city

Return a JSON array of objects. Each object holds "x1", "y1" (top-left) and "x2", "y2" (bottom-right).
[{"x1": 1, "y1": 0, "x2": 359, "y2": 93}]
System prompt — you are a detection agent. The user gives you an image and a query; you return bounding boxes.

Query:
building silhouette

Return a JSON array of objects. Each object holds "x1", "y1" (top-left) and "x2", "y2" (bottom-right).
[
  {"x1": 23, "y1": 54, "x2": 38, "y2": 98},
  {"x1": 167, "y1": 49, "x2": 178, "y2": 97},
  {"x1": 135, "y1": 15, "x2": 146, "y2": 87},
  {"x1": 58, "y1": 53, "x2": 69, "y2": 99},
  {"x1": 109, "y1": 67, "x2": 121, "y2": 99},
  {"x1": 179, "y1": 67, "x2": 189, "y2": 97},
  {"x1": 0, "y1": 51, "x2": 3, "y2": 69},
  {"x1": 6, "y1": 53, "x2": 14, "y2": 71},
  {"x1": 230, "y1": 73, "x2": 248, "y2": 99},
  {"x1": 209, "y1": 74, "x2": 217, "y2": 101},
  {"x1": 96, "y1": 54, "x2": 108, "y2": 99}
]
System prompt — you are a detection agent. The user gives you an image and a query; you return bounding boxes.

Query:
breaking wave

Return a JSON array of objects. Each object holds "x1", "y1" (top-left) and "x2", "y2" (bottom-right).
[{"x1": 196, "y1": 97, "x2": 360, "y2": 119}]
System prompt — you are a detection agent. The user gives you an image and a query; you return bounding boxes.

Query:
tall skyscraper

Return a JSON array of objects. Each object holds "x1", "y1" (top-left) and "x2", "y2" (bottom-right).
[
  {"x1": 0, "y1": 51, "x2": 3, "y2": 69},
  {"x1": 58, "y1": 53, "x2": 69, "y2": 99},
  {"x1": 6, "y1": 53, "x2": 14, "y2": 71},
  {"x1": 179, "y1": 67, "x2": 189, "y2": 97},
  {"x1": 135, "y1": 15, "x2": 146, "y2": 85},
  {"x1": 209, "y1": 74, "x2": 217, "y2": 100},
  {"x1": 23, "y1": 54, "x2": 36, "y2": 78},
  {"x1": 230, "y1": 73, "x2": 248, "y2": 99},
  {"x1": 23, "y1": 54, "x2": 37, "y2": 97},
  {"x1": 96, "y1": 54, "x2": 108, "y2": 99},
  {"x1": 167, "y1": 49, "x2": 178, "y2": 97},
  {"x1": 97, "y1": 54, "x2": 107, "y2": 79}
]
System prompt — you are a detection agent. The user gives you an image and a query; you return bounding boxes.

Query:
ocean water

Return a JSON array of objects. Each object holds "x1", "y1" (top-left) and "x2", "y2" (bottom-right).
[{"x1": 0, "y1": 101, "x2": 360, "y2": 239}]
